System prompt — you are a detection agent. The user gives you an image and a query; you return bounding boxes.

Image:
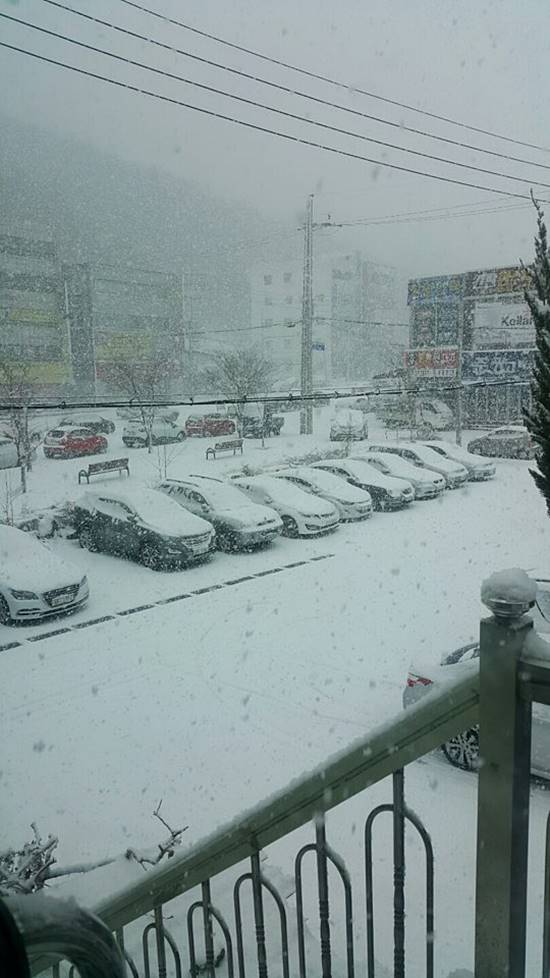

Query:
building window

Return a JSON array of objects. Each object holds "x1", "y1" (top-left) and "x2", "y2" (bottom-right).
[
  {"x1": 265, "y1": 297, "x2": 273, "y2": 306},
  {"x1": 263, "y1": 274, "x2": 272, "y2": 286},
  {"x1": 284, "y1": 318, "x2": 295, "y2": 328},
  {"x1": 285, "y1": 296, "x2": 293, "y2": 305},
  {"x1": 283, "y1": 272, "x2": 292, "y2": 283}
]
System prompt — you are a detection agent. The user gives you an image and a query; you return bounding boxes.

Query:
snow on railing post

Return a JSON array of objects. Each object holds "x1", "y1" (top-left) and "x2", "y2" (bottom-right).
[{"x1": 474, "y1": 568, "x2": 536, "y2": 978}]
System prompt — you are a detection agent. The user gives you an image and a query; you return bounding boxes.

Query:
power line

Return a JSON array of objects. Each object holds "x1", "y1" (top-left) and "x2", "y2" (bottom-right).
[
  {"x1": 35, "y1": 0, "x2": 550, "y2": 173},
  {"x1": 0, "y1": 375, "x2": 533, "y2": 413},
  {"x1": 6, "y1": 13, "x2": 550, "y2": 190},
  {"x1": 2, "y1": 40, "x2": 547, "y2": 205},
  {"x1": 115, "y1": 0, "x2": 550, "y2": 156}
]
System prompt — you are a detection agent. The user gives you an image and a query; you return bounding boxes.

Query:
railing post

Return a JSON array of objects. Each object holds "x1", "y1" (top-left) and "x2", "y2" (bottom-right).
[
  {"x1": 393, "y1": 770, "x2": 406, "y2": 978},
  {"x1": 474, "y1": 571, "x2": 535, "y2": 978}
]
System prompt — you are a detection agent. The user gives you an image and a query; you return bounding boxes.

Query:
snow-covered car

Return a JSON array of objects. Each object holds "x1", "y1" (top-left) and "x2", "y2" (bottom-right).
[
  {"x1": 0, "y1": 524, "x2": 89, "y2": 624},
  {"x1": 312, "y1": 458, "x2": 414, "y2": 511},
  {"x1": 73, "y1": 487, "x2": 215, "y2": 569},
  {"x1": 368, "y1": 442, "x2": 468, "y2": 488},
  {"x1": 329, "y1": 410, "x2": 369, "y2": 441},
  {"x1": 365, "y1": 450, "x2": 445, "y2": 500},
  {"x1": 423, "y1": 440, "x2": 496, "y2": 480},
  {"x1": 402, "y1": 581, "x2": 550, "y2": 778},
  {"x1": 156, "y1": 475, "x2": 282, "y2": 551},
  {"x1": 467, "y1": 426, "x2": 535, "y2": 460},
  {"x1": 122, "y1": 418, "x2": 187, "y2": 448},
  {"x1": 0, "y1": 437, "x2": 18, "y2": 469},
  {"x1": 232, "y1": 475, "x2": 340, "y2": 537},
  {"x1": 43, "y1": 427, "x2": 108, "y2": 459},
  {"x1": 184, "y1": 414, "x2": 236, "y2": 437},
  {"x1": 59, "y1": 415, "x2": 115, "y2": 435},
  {"x1": 274, "y1": 466, "x2": 372, "y2": 521}
]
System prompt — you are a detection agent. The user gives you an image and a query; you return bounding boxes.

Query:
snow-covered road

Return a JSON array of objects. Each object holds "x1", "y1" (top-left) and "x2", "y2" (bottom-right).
[{"x1": 3, "y1": 422, "x2": 550, "y2": 975}]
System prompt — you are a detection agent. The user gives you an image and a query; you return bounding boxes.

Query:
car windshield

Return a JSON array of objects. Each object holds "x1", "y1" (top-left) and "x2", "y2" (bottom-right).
[
  {"x1": 4, "y1": 7, "x2": 547, "y2": 974},
  {"x1": 193, "y1": 482, "x2": 251, "y2": 507}
]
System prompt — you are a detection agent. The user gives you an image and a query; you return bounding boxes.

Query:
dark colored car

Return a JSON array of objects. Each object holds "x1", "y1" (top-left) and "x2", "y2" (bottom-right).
[
  {"x1": 184, "y1": 414, "x2": 236, "y2": 437},
  {"x1": 43, "y1": 427, "x2": 108, "y2": 459},
  {"x1": 467, "y1": 426, "x2": 535, "y2": 459},
  {"x1": 59, "y1": 415, "x2": 115, "y2": 434},
  {"x1": 242, "y1": 412, "x2": 284, "y2": 438},
  {"x1": 73, "y1": 487, "x2": 216, "y2": 570}
]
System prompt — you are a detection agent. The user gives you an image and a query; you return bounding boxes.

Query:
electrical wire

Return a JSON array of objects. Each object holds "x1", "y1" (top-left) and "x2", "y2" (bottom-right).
[
  {"x1": 116, "y1": 0, "x2": 550, "y2": 155},
  {"x1": 0, "y1": 376, "x2": 534, "y2": 413},
  {"x1": 34, "y1": 0, "x2": 550, "y2": 172},
  {"x1": 5, "y1": 12, "x2": 550, "y2": 191},
  {"x1": 1, "y1": 40, "x2": 547, "y2": 205}
]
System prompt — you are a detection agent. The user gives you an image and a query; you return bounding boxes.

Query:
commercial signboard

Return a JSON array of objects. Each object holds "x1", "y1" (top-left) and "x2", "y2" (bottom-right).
[
  {"x1": 407, "y1": 274, "x2": 464, "y2": 306},
  {"x1": 405, "y1": 347, "x2": 459, "y2": 377},
  {"x1": 462, "y1": 349, "x2": 534, "y2": 382},
  {"x1": 472, "y1": 297, "x2": 534, "y2": 350},
  {"x1": 465, "y1": 265, "x2": 531, "y2": 297}
]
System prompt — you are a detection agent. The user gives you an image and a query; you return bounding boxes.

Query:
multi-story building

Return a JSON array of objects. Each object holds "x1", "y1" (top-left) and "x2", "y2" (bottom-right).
[
  {"x1": 406, "y1": 264, "x2": 534, "y2": 424},
  {"x1": 0, "y1": 233, "x2": 71, "y2": 394},
  {"x1": 250, "y1": 252, "x2": 407, "y2": 389}
]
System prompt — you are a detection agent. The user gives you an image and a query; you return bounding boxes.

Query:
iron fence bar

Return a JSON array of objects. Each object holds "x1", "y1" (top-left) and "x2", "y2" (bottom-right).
[
  {"x1": 315, "y1": 817, "x2": 332, "y2": 978},
  {"x1": 233, "y1": 873, "x2": 250, "y2": 978},
  {"x1": 324, "y1": 844, "x2": 355, "y2": 978},
  {"x1": 256, "y1": 875, "x2": 290, "y2": 978},
  {"x1": 187, "y1": 900, "x2": 203, "y2": 978},
  {"x1": 92, "y1": 672, "x2": 479, "y2": 933},
  {"x1": 364, "y1": 804, "x2": 393, "y2": 978},
  {"x1": 201, "y1": 881, "x2": 216, "y2": 978},
  {"x1": 250, "y1": 850, "x2": 269, "y2": 978},
  {"x1": 543, "y1": 812, "x2": 550, "y2": 978},
  {"x1": 122, "y1": 949, "x2": 140, "y2": 978},
  {"x1": 294, "y1": 843, "x2": 316, "y2": 978},
  {"x1": 393, "y1": 770, "x2": 406, "y2": 978},
  {"x1": 208, "y1": 904, "x2": 235, "y2": 978},
  {"x1": 153, "y1": 907, "x2": 167, "y2": 978},
  {"x1": 404, "y1": 809, "x2": 434, "y2": 978}
]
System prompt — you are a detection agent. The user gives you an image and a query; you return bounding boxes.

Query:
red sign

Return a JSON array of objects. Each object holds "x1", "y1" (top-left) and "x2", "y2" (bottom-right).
[{"x1": 405, "y1": 347, "x2": 459, "y2": 376}]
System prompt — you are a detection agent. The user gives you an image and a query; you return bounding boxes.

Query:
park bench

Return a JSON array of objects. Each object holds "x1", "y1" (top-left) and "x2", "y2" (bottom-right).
[
  {"x1": 205, "y1": 439, "x2": 244, "y2": 460},
  {"x1": 78, "y1": 457, "x2": 130, "y2": 484}
]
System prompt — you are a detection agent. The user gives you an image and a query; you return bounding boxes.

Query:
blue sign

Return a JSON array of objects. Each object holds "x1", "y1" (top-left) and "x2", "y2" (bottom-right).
[
  {"x1": 312, "y1": 342, "x2": 326, "y2": 352},
  {"x1": 462, "y1": 349, "x2": 534, "y2": 382}
]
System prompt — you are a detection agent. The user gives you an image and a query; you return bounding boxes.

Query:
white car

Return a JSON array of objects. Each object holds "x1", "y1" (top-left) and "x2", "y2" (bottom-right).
[
  {"x1": 122, "y1": 417, "x2": 186, "y2": 448},
  {"x1": 157, "y1": 475, "x2": 282, "y2": 550},
  {"x1": 329, "y1": 409, "x2": 369, "y2": 441},
  {"x1": 364, "y1": 450, "x2": 445, "y2": 499},
  {"x1": 423, "y1": 440, "x2": 496, "y2": 481},
  {"x1": 232, "y1": 475, "x2": 340, "y2": 537},
  {"x1": 368, "y1": 442, "x2": 469, "y2": 488},
  {"x1": 0, "y1": 524, "x2": 89, "y2": 624},
  {"x1": 274, "y1": 466, "x2": 372, "y2": 521},
  {"x1": 312, "y1": 458, "x2": 414, "y2": 511}
]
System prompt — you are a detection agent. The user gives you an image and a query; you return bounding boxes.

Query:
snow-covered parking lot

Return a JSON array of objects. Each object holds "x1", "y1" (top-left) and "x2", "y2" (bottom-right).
[{"x1": 3, "y1": 416, "x2": 550, "y2": 975}]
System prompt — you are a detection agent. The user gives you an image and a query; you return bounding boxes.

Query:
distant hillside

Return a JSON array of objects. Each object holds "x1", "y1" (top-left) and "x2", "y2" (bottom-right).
[{"x1": 0, "y1": 115, "x2": 284, "y2": 333}]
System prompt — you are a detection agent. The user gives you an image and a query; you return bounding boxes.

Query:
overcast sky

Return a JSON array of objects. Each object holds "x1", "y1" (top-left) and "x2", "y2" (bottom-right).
[{"x1": 2, "y1": 0, "x2": 550, "y2": 276}]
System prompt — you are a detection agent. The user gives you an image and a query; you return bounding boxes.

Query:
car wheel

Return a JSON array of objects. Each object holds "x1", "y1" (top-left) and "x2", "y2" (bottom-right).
[
  {"x1": 442, "y1": 727, "x2": 479, "y2": 771},
  {"x1": 282, "y1": 516, "x2": 299, "y2": 537},
  {"x1": 0, "y1": 594, "x2": 12, "y2": 625},
  {"x1": 99, "y1": 444, "x2": 107, "y2": 454},
  {"x1": 141, "y1": 543, "x2": 162, "y2": 570},
  {"x1": 176, "y1": 431, "x2": 186, "y2": 442},
  {"x1": 217, "y1": 533, "x2": 235, "y2": 552},
  {"x1": 79, "y1": 527, "x2": 99, "y2": 553}
]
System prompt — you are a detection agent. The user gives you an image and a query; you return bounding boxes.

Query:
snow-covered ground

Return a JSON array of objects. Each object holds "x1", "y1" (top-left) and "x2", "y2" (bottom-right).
[{"x1": 3, "y1": 408, "x2": 550, "y2": 976}]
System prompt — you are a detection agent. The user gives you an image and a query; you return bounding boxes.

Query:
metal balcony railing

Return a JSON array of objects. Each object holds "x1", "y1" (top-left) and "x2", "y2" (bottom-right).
[{"x1": 12, "y1": 571, "x2": 550, "y2": 978}]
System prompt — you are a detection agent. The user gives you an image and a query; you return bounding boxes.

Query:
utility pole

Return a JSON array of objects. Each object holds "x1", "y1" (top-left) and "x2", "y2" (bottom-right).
[
  {"x1": 456, "y1": 298, "x2": 464, "y2": 445},
  {"x1": 300, "y1": 194, "x2": 314, "y2": 435}
]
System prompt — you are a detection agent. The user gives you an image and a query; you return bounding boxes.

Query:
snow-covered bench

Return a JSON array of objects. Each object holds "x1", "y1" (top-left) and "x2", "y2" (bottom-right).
[
  {"x1": 78, "y1": 457, "x2": 130, "y2": 484},
  {"x1": 205, "y1": 439, "x2": 244, "y2": 460}
]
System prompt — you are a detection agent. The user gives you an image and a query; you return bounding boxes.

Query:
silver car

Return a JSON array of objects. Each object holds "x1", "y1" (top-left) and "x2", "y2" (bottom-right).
[
  {"x1": 403, "y1": 582, "x2": 550, "y2": 779},
  {"x1": 368, "y1": 442, "x2": 469, "y2": 488},
  {"x1": 423, "y1": 440, "x2": 496, "y2": 481},
  {"x1": 364, "y1": 450, "x2": 446, "y2": 500},
  {"x1": 0, "y1": 525, "x2": 89, "y2": 624},
  {"x1": 274, "y1": 466, "x2": 373, "y2": 521}
]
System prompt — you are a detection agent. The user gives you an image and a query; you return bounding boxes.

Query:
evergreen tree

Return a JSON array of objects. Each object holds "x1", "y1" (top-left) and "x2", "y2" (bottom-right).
[{"x1": 524, "y1": 196, "x2": 550, "y2": 514}]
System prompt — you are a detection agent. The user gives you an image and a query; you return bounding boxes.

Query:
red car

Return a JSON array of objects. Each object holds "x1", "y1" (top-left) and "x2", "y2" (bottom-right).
[
  {"x1": 43, "y1": 427, "x2": 108, "y2": 459},
  {"x1": 184, "y1": 414, "x2": 236, "y2": 437}
]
